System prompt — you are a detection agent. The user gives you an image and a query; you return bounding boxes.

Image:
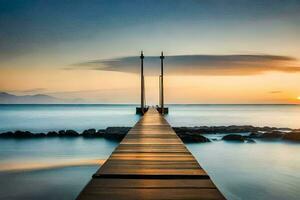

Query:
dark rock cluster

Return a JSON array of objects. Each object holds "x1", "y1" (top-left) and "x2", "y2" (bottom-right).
[
  {"x1": 248, "y1": 131, "x2": 284, "y2": 139},
  {"x1": 0, "y1": 127, "x2": 130, "y2": 141},
  {"x1": 173, "y1": 125, "x2": 291, "y2": 135},
  {"x1": 222, "y1": 134, "x2": 245, "y2": 142},
  {"x1": 177, "y1": 133, "x2": 210, "y2": 143},
  {"x1": 1, "y1": 126, "x2": 299, "y2": 143},
  {"x1": 282, "y1": 131, "x2": 300, "y2": 141}
]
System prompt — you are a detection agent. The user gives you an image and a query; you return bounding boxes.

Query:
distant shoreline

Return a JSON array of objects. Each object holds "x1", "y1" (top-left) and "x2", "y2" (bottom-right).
[{"x1": 1, "y1": 126, "x2": 299, "y2": 143}]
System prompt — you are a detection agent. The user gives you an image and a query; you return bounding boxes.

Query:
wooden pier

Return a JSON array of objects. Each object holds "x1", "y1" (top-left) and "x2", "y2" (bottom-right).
[{"x1": 77, "y1": 108, "x2": 225, "y2": 200}]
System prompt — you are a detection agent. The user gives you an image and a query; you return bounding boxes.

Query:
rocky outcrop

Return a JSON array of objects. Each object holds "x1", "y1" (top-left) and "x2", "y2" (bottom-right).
[
  {"x1": 177, "y1": 133, "x2": 210, "y2": 143},
  {"x1": 0, "y1": 127, "x2": 130, "y2": 140},
  {"x1": 103, "y1": 127, "x2": 130, "y2": 141},
  {"x1": 47, "y1": 131, "x2": 58, "y2": 137},
  {"x1": 82, "y1": 129, "x2": 104, "y2": 138},
  {"x1": 57, "y1": 130, "x2": 79, "y2": 137},
  {"x1": 173, "y1": 126, "x2": 290, "y2": 135},
  {"x1": 0, "y1": 126, "x2": 298, "y2": 143},
  {"x1": 249, "y1": 131, "x2": 283, "y2": 139},
  {"x1": 246, "y1": 138, "x2": 256, "y2": 143},
  {"x1": 222, "y1": 134, "x2": 245, "y2": 142},
  {"x1": 282, "y1": 131, "x2": 300, "y2": 141}
]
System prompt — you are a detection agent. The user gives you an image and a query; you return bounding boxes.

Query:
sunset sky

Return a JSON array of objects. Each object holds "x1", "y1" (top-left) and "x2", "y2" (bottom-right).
[{"x1": 0, "y1": 0, "x2": 300, "y2": 104}]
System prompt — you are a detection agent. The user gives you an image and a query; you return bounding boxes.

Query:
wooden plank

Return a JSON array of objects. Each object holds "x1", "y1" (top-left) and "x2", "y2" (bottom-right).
[{"x1": 77, "y1": 108, "x2": 225, "y2": 200}]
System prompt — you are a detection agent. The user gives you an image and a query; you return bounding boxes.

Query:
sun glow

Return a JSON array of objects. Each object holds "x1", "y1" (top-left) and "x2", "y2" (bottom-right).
[{"x1": 297, "y1": 96, "x2": 300, "y2": 100}]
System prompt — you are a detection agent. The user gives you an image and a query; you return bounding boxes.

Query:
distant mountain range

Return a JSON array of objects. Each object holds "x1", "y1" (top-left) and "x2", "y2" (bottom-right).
[{"x1": 0, "y1": 92, "x2": 83, "y2": 104}]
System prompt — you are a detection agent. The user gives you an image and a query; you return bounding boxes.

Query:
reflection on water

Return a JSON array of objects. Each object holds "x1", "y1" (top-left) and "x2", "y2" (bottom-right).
[
  {"x1": 1, "y1": 104, "x2": 300, "y2": 133},
  {"x1": 0, "y1": 105, "x2": 300, "y2": 200},
  {"x1": 187, "y1": 140, "x2": 300, "y2": 200},
  {"x1": 0, "y1": 138, "x2": 118, "y2": 200},
  {"x1": 166, "y1": 104, "x2": 300, "y2": 129},
  {"x1": 0, "y1": 166, "x2": 98, "y2": 200},
  {"x1": 0, "y1": 104, "x2": 140, "y2": 132},
  {"x1": 0, "y1": 159, "x2": 105, "y2": 172}
]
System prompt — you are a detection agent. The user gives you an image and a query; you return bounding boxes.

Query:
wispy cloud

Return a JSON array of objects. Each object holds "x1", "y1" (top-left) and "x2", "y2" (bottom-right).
[
  {"x1": 71, "y1": 54, "x2": 300, "y2": 76},
  {"x1": 4, "y1": 88, "x2": 47, "y2": 95}
]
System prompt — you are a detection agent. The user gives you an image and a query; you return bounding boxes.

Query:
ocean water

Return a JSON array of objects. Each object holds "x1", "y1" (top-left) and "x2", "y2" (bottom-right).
[
  {"x1": 0, "y1": 104, "x2": 140, "y2": 132},
  {"x1": 1, "y1": 104, "x2": 300, "y2": 133},
  {"x1": 0, "y1": 104, "x2": 300, "y2": 200}
]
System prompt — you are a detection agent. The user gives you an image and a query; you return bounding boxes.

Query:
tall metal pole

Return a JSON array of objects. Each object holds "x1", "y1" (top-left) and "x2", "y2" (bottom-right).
[
  {"x1": 160, "y1": 51, "x2": 164, "y2": 114},
  {"x1": 140, "y1": 51, "x2": 145, "y2": 113}
]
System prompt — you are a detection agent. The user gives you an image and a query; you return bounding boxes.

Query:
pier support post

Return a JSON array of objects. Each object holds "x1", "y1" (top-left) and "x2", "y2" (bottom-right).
[
  {"x1": 136, "y1": 51, "x2": 148, "y2": 114},
  {"x1": 158, "y1": 51, "x2": 168, "y2": 114}
]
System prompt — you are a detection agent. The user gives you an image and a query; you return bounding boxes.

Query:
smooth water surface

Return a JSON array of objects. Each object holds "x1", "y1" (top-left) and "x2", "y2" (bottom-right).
[
  {"x1": 1, "y1": 104, "x2": 300, "y2": 133},
  {"x1": 166, "y1": 104, "x2": 300, "y2": 129},
  {"x1": 0, "y1": 138, "x2": 118, "y2": 200},
  {"x1": 187, "y1": 140, "x2": 300, "y2": 200},
  {"x1": 0, "y1": 104, "x2": 300, "y2": 200},
  {"x1": 0, "y1": 104, "x2": 139, "y2": 132}
]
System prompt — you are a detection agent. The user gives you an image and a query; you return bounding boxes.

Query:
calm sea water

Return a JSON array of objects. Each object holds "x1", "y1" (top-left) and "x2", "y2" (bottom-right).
[{"x1": 0, "y1": 104, "x2": 300, "y2": 200}]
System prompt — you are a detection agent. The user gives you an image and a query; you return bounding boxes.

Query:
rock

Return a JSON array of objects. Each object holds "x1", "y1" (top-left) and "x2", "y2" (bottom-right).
[
  {"x1": 0, "y1": 131, "x2": 14, "y2": 138},
  {"x1": 0, "y1": 131, "x2": 46, "y2": 138},
  {"x1": 248, "y1": 131, "x2": 261, "y2": 138},
  {"x1": 14, "y1": 130, "x2": 34, "y2": 138},
  {"x1": 222, "y1": 134, "x2": 245, "y2": 142},
  {"x1": 82, "y1": 129, "x2": 96, "y2": 136},
  {"x1": 47, "y1": 131, "x2": 58, "y2": 137},
  {"x1": 105, "y1": 127, "x2": 130, "y2": 135},
  {"x1": 35, "y1": 133, "x2": 46, "y2": 137},
  {"x1": 95, "y1": 130, "x2": 105, "y2": 137},
  {"x1": 56, "y1": 130, "x2": 79, "y2": 137},
  {"x1": 248, "y1": 130, "x2": 284, "y2": 139},
  {"x1": 260, "y1": 131, "x2": 283, "y2": 139},
  {"x1": 178, "y1": 133, "x2": 210, "y2": 143},
  {"x1": 82, "y1": 129, "x2": 104, "y2": 138},
  {"x1": 246, "y1": 138, "x2": 256, "y2": 143},
  {"x1": 103, "y1": 127, "x2": 130, "y2": 141},
  {"x1": 65, "y1": 130, "x2": 79, "y2": 136},
  {"x1": 283, "y1": 131, "x2": 300, "y2": 141},
  {"x1": 174, "y1": 125, "x2": 262, "y2": 134},
  {"x1": 58, "y1": 130, "x2": 66, "y2": 136}
]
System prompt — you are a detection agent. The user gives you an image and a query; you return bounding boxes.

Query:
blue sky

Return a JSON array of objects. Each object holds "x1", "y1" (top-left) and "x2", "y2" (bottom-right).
[
  {"x1": 0, "y1": 0, "x2": 300, "y2": 103},
  {"x1": 1, "y1": 0, "x2": 299, "y2": 59}
]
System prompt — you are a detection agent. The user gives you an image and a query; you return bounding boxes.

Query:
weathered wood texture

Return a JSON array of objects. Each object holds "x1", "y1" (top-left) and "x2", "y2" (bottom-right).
[{"x1": 77, "y1": 108, "x2": 225, "y2": 200}]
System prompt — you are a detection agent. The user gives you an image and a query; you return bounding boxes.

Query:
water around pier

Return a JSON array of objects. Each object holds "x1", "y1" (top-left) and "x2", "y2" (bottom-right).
[{"x1": 0, "y1": 104, "x2": 300, "y2": 199}]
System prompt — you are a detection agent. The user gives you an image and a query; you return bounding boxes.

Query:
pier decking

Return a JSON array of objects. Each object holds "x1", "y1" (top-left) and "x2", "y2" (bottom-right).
[{"x1": 77, "y1": 108, "x2": 225, "y2": 200}]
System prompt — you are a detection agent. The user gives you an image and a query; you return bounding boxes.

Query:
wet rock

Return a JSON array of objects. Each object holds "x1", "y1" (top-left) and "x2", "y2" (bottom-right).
[
  {"x1": 95, "y1": 130, "x2": 105, "y2": 137},
  {"x1": 35, "y1": 133, "x2": 46, "y2": 137},
  {"x1": 0, "y1": 131, "x2": 14, "y2": 138},
  {"x1": 260, "y1": 131, "x2": 283, "y2": 139},
  {"x1": 65, "y1": 130, "x2": 79, "y2": 136},
  {"x1": 82, "y1": 129, "x2": 104, "y2": 138},
  {"x1": 0, "y1": 131, "x2": 46, "y2": 138},
  {"x1": 173, "y1": 126, "x2": 292, "y2": 135},
  {"x1": 246, "y1": 138, "x2": 256, "y2": 143},
  {"x1": 248, "y1": 131, "x2": 261, "y2": 138},
  {"x1": 174, "y1": 125, "x2": 259, "y2": 134},
  {"x1": 178, "y1": 133, "x2": 210, "y2": 143},
  {"x1": 82, "y1": 129, "x2": 96, "y2": 136},
  {"x1": 282, "y1": 131, "x2": 300, "y2": 141},
  {"x1": 222, "y1": 134, "x2": 245, "y2": 142},
  {"x1": 103, "y1": 127, "x2": 130, "y2": 141},
  {"x1": 56, "y1": 130, "x2": 79, "y2": 137},
  {"x1": 47, "y1": 131, "x2": 58, "y2": 137},
  {"x1": 249, "y1": 130, "x2": 284, "y2": 139},
  {"x1": 58, "y1": 130, "x2": 66, "y2": 136},
  {"x1": 105, "y1": 127, "x2": 130, "y2": 135},
  {"x1": 14, "y1": 130, "x2": 35, "y2": 138}
]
